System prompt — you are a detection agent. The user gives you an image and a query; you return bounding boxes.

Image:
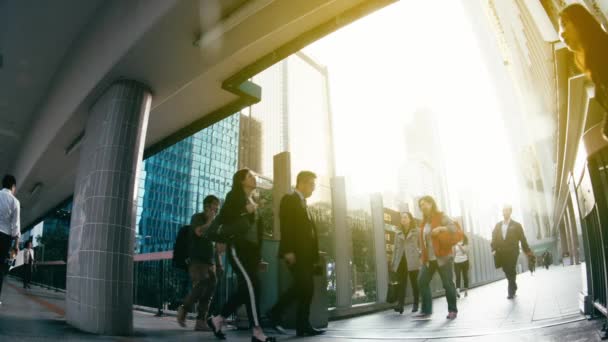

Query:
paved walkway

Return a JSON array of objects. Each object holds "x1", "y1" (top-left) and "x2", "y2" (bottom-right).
[{"x1": 0, "y1": 264, "x2": 603, "y2": 341}]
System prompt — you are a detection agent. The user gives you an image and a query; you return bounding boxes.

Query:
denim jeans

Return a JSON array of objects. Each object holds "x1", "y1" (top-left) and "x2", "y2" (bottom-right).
[{"x1": 418, "y1": 258, "x2": 458, "y2": 314}]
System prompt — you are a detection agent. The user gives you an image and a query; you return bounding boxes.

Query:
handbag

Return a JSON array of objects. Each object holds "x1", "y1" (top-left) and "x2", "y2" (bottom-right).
[{"x1": 386, "y1": 281, "x2": 399, "y2": 304}]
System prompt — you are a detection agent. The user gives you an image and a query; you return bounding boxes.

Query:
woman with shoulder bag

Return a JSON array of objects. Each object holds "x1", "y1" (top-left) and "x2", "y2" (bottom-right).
[
  {"x1": 415, "y1": 196, "x2": 459, "y2": 320},
  {"x1": 391, "y1": 212, "x2": 421, "y2": 314},
  {"x1": 207, "y1": 169, "x2": 275, "y2": 342}
]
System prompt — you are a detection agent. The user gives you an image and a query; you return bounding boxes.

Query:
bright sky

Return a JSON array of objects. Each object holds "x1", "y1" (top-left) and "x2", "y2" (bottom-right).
[{"x1": 303, "y1": 0, "x2": 521, "y2": 220}]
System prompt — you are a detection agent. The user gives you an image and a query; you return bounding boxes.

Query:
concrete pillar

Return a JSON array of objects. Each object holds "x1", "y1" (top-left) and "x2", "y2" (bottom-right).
[
  {"x1": 559, "y1": 221, "x2": 569, "y2": 259},
  {"x1": 370, "y1": 193, "x2": 388, "y2": 303},
  {"x1": 566, "y1": 204, "x2": 581, "y2": 264},
  {"x1": 66, "y1": 80, "x2": 151, "y2": 335},
  {"x1": 561, "y1": 219, "x2": 573, "y2": 264},
  {"x1": 331, "y1": 176, "x2": 352, "y2": 308},
  {"x1": 246, "y1": 152, "x2": 291, "y2": 327},
  {"x1": 273, "y1": 152, "x2": 292, "y2": 239},
  {"x1": 261, "y1": 152, "x2": 292, "y2": 312}
]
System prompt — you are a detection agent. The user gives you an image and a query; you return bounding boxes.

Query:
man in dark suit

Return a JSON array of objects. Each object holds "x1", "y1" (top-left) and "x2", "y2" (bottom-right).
[
  {"x1": 491, "y1": 205, "x2": 531, "y2": 299},
  {"x1": 268, "y1": 171, "x2": 324, "y2": 337}
]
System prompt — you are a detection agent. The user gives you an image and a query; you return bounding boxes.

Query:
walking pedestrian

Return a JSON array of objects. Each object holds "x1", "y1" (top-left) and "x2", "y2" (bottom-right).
[
  {"x1": 0, "y1": 175, "x2": 21, "y2": 305},
  {"x1": 491, "y1": 205, "x2": 531, "y2": 299},
  {"x1": 176, "y1": 195, "x2": 222, "y2": 332},
  {"x1": 543, "y1": 251, "x2": 552, "y2": 270},
  {"x1": 267, "y1": 171, "x2": 325, "y2": 337},
  {"x1": 414, "y1": 196, "x2": 461, "y2": 320},
  {"x1": 22, "y1": 241, "x2": 34, "y2": 289},
  {"x1": 390, "y1": 212, "x2": 421, "y2": 314},
  {"x1": 529, "y1": 253, "x2": 537, "y2": 275},
  {"x1": 207, "y1": 169, "x2": 275, "y2": 342},
  {"x1": 453, "y1": 234, "x2": 469, "y2": 298}
]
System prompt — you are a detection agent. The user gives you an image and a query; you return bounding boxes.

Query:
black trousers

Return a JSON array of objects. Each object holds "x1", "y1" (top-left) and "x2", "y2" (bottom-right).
[
  {"x1": 23, "y1": 264, "x2": 33, "y2": 288},
  {"x1": 454, "y1": 260, "x2": 469, "y2": 289},
  {"x1": 395, "y1": 259, "x2": 419, "y2": 308},
  {"x1": 221, "y1": 242, "x2": 261, "y2": 328},
  {"x1": 271, "y1": 261, "x2": 315, "y2": 330},
  {"x1": 501, "y1": 256, "x2": 518, "y2": 296},
  {"x1": 0, "y1": 232, "x2": 11, "y2": 298}
]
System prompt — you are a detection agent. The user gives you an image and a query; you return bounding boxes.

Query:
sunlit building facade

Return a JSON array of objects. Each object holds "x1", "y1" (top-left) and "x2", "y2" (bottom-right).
[
  {"x1": 465, "y1": 0, "x2": 558, "y2": 243},
  {"x1": 136, "y1": 115, "x2": 240, "y2": 253}
]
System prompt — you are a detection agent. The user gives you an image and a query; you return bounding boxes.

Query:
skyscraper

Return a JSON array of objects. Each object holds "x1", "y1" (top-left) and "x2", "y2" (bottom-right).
[
  {"x1": 397, "y1": 108, "x2": 450, "y2": 217},
  {"x1": 136, "y1": 114, "x2": 240, "y2": 253},
  {"x1": 238, "y1": 111, "x2": 263, "y2": 172},
  {"x1": 246, "y1": 51, "x2": 335, "y2": 182}
]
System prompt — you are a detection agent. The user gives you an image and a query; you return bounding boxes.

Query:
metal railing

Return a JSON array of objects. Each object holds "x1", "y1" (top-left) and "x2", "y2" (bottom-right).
[
  {"x1": 10, "y1": 261, "x2": 66, "y2": 291},
  {"x1": 133, "y1": 251, "x2": 237, "y2": 316},
  {"x1": 584, "y1": 152, "x2": 608, "y2": 322},
  {"x1": 8, "y1": 252, "x2": 238, "y2": 317}
]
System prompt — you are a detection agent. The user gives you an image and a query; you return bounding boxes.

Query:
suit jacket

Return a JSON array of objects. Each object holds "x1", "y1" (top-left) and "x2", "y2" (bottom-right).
[
  {"x1": 491, "y1": 220, "x2": 530, "y2": 268},
  {"x1": 277, "y1": 192, "x2": 320, "y2": 267},
  {"x1": 392, "y1": 227, "x2": 421, "y2": 272}
]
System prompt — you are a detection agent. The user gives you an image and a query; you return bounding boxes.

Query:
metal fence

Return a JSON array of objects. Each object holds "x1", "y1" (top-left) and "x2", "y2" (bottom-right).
[
  {"x1": 583, "y1": 151, "x2": 608, "y2": 320},
  {"x1": 9, "y1": 251, "x2": 238, "y2": 316}
]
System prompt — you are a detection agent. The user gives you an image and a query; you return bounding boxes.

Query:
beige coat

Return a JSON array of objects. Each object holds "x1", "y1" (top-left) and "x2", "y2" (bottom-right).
[{"x1": 392, "y1": 227, "x2": 421, "y2": 272}]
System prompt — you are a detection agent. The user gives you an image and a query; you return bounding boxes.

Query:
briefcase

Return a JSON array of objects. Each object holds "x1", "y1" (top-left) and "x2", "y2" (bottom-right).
[{"x1": 493, "y1": 253, "x2": 502, "y2": 269}]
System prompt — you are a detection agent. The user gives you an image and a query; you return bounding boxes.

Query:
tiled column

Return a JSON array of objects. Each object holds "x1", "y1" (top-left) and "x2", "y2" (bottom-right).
[{"x1": 66, "y1": 80, "x2": 151, "y2": 335}]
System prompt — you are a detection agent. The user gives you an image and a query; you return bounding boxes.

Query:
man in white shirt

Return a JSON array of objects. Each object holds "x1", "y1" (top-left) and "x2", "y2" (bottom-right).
[{"x1": 0, "y1": 175, "x2": 21, "y2": 303}]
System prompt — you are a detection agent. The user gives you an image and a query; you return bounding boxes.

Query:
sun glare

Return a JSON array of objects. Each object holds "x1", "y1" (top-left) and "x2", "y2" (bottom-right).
[{"x1": 303, "y1": 0, "x2": 522, "y2": 227}]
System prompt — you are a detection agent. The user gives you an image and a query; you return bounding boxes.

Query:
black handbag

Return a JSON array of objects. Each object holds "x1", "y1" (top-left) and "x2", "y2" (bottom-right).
[
  {"x1": 493, "y1": 252, "x2": 502, "y2": 269},
  {"x1": 386, "y1": 281, "x2": 399, "y2": 303}
]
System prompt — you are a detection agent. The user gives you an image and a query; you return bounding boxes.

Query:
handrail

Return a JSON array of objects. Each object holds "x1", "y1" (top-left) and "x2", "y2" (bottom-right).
[{"x1": 134, "y1": 251, "x2": 172, "y2": 261}]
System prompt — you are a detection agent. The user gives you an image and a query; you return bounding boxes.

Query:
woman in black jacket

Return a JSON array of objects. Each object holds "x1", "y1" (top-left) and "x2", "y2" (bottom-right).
[{"x1": 208, "y1": 169, "x2": 274, "y2": 342}]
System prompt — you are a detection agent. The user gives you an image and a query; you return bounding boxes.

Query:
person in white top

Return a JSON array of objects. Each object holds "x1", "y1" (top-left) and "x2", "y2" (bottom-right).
[
  {"x1": 0, "y1": 175, "x2": 21, "y2": 303},
  {"x1": 23, "y1": 240, "x2": 34, "y2": 289},
  {"x1": 453, "y1": 234, "x2": 469, "y2": 298}
]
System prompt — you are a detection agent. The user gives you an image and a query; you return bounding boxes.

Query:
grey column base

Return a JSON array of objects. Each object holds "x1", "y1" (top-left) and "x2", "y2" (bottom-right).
[{"x1": 66, "y1": 80, "x2": 151, "y2": 335}]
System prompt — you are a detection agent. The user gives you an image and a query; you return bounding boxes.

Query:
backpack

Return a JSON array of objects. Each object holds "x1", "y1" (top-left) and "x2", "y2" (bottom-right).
[{"x1": 172, "y1": 225, "x2": 190, "y2": 270}]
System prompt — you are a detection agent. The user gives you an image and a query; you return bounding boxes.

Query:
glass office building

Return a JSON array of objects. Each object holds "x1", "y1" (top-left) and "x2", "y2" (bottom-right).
[{"x1": 136, "y1": 114, "x2": 240, "y2": 253}]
